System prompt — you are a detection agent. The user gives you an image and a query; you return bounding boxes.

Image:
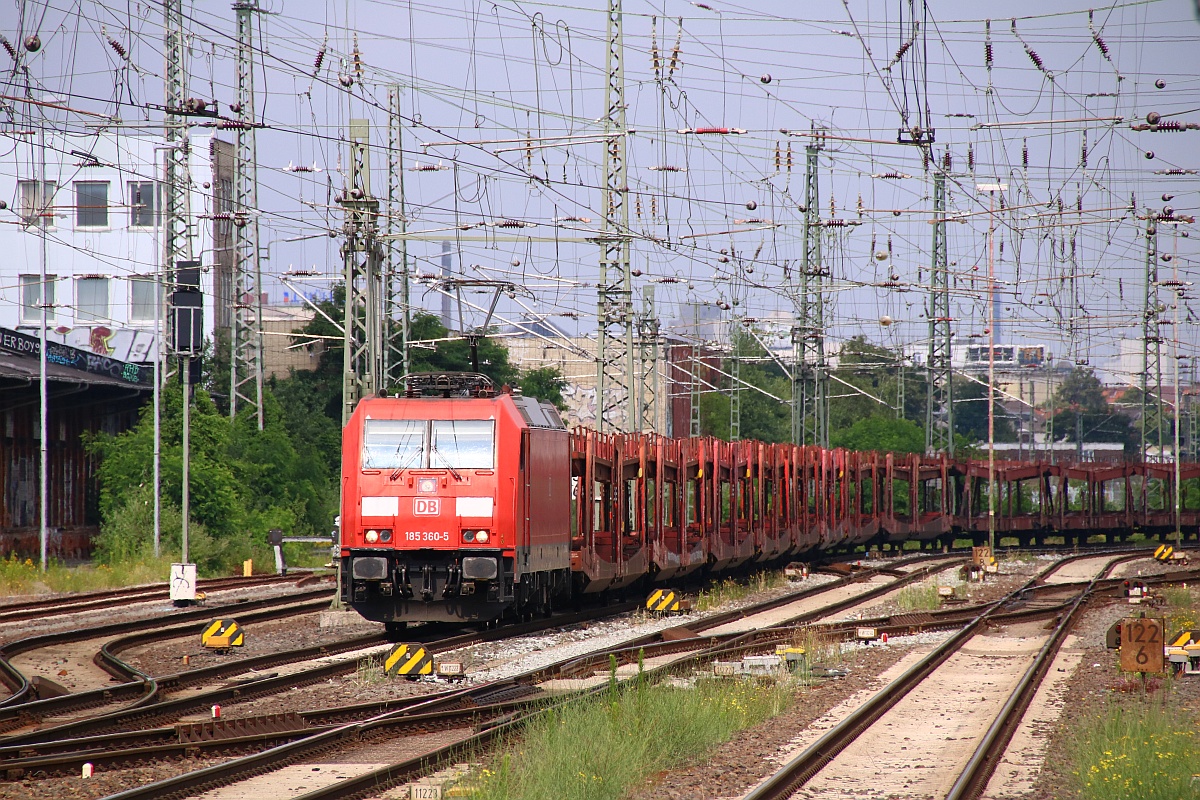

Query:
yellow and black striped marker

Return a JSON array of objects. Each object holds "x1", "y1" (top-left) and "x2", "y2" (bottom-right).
[
  {"x1": 385, "y1": 643, "x2": 433, "y2": 678},
  {"x1": 1169, "y1": 629, "x2": 1198, "y2": 648},
  {"x1": 646, "y1": 589, "x2": 682, "y2": 614},
  {"x1": 1154, "y1": 544, "x2": 1174, "y2": 562},
  {"x1": 201, "y1": 619, "x2": 244, "y2": 649}
]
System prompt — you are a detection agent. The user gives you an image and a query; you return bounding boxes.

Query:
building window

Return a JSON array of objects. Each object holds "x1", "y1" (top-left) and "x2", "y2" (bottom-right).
[
  {"x1": 76, "y1": 277, "x2": 110, "y2": 321},
  {"x1": 18, "y1": 180, "x2": 56, "y2": 227},
  {"x1": 19, "y1": 274, "x2": 56, "y2": 323},
  {"x1": 129, "y1": 277, "x2": 161, "y2": 322},
  {"x1": 127, "y1": 181, "x2": 160, "y2": 228},
  {"x1": 75, "y1": 181, "x2": 109, "y2": 228}
]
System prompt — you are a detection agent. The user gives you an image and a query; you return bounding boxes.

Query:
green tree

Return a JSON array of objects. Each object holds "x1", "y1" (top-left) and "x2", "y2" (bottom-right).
[
  {"x1": 1048, "y1": 367, "x2": 1138, "y2": 454},
  {"x1": 832, "y1": 415, "x2": 925, "y2": 454},
  {"x1": 85, "y1": 375, "x2": 335, "y2": 572},
  {"x1": 829, "y1": 337, "x2": 927, "y2": 441},
  {"x1": 952, "y1": 375, "x2": 1017, "y2": 444},
  {"x1": 699, "y1": 330, "x2": 791, "y2": 442},
  {"x1": 519, "y1": 366, "x2": 567, "y2": 409}
]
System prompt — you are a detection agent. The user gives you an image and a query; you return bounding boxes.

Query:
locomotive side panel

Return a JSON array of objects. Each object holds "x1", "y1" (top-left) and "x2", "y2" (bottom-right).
[{"x1": 521, "y1": 426, "x2": 571, "y2": 573}]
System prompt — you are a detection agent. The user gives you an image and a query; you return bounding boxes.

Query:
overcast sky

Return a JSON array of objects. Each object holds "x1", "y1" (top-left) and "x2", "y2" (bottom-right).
[{"x1": 5, "y1": 0, "x2": 1200, "y2": 382}]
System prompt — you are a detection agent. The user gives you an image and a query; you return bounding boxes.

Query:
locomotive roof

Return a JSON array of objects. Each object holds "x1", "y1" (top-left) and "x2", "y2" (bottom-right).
[{"x1": 355, "y1": 391, "x2": 565, "y2": 431}]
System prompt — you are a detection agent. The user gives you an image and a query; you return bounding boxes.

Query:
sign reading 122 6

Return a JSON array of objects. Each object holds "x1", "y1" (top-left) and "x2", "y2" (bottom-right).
[{"x1": 414, "y1": 497, "x2": 440, "y2": 516}]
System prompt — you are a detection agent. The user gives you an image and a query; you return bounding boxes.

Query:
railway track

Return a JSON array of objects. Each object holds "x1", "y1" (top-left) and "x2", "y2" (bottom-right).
[
  {"x1": 0, "y1": 581, "x2": 337, "y2": 722},
  {"x1": 0, "y1": 554, "x2": 973, "y2": 798},
  {"x1": 0, "y1": 553, "x2": 952, "y2": 792},
  {"x1": 5, "y1": 548, "x2": 1180, "y2": 799},
  {"x1": 0, "y1": 574, "x2": 313, "y2": 628},
  {"x1": 739, "y1": 550, "x2": 1192, "y2": 800}
]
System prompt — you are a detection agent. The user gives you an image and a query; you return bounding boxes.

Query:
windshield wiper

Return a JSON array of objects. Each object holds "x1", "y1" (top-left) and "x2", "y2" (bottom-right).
[
  {"x1": 429, "y1": 445, "x2": 463, "y2": 482},
  {"x1": 389, "y1": 444, "x2": 424, "y2": 482}
]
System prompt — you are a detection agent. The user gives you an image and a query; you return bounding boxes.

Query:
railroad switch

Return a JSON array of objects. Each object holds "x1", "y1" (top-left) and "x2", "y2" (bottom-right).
[{"x1": 200, "y1": 619, "x2": 244, "y2": 651}]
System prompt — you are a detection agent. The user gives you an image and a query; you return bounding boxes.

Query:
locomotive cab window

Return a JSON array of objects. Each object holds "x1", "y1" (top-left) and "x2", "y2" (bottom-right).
[
  {"x1": 431, "y1": 420, "x2": 495, "y2": 469},
  {"x1": 362, "y1": 419, "x2": 426, "y2": 469}
]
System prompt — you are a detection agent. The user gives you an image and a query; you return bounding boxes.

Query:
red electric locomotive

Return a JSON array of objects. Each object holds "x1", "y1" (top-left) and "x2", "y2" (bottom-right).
[
  {"x1": 339, "y1": 373, "x2": 572, "y2": 629},
  {"x1": 341, "y1": 373, "x2": 1200, "y2": 631}
]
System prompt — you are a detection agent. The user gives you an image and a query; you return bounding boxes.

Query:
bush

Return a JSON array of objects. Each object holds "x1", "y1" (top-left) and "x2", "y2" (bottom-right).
[
  {"x1": 85, "y1": 378, "x2": 336, "y2": 576},
  {"x1": 93, "y1": 484, "x2": 242, "y2": 574}
]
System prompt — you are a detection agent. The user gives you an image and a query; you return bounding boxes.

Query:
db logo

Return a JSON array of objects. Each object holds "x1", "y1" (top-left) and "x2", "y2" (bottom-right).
[{"x1": 413, "y1": 497, "x2": 440, "y2": 516}]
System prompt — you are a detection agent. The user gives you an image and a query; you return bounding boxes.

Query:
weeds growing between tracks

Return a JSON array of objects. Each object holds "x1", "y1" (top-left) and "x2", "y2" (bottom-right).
[
  {"x1": 468, "y1": 662, "x2": 794, "y2": 800},
  {"x1": 695, "y1": 571, "x2": 785, "y2": 612}
]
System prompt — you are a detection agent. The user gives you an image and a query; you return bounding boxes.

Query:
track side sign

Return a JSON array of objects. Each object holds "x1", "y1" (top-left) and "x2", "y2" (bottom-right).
[{"x1": 1119, "y1": 616, "x2": 1164, "y2": 674}]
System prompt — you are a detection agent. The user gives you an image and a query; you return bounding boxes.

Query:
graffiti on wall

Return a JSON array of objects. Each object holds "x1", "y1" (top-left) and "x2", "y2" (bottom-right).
[{"x1": 0, "y1": 327, "x2": 151, "y2": 385}]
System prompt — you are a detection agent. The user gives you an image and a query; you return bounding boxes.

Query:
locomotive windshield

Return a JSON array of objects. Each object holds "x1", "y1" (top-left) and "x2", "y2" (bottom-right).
[
  {"x1": 360, "y1": 418, "x2": 494, "y2": 470},
  {"x1": 361, "y1": 419, "x2": 425, "y2": 469},
  {"x1": 431, "y1": 420, "x2": 494, "y2": 469}
]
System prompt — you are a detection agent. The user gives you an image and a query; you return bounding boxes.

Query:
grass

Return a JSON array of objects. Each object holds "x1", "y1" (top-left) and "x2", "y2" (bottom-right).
[
  {"x1": 0, "y1": 553, "x2": 184, "y2": 597},
  {"x1": 693, "y1": 571, "x2": 784, "y2": 613},
  {"x1": 894, "y1": 582, "x2": 944, "y2": 612},
  {"x1": 465, "y1": 669, "x2": 794, "y2": 800},
  {"x1": 1160, "y1": 585, "x2": 1198, "y2": 638},
  {"x1": 354, "y1": 653, "x2": 387, "y2": 685},
  {"x1": 1059, "y1": 583, "x2": 1199, "y2": 800},
  {"x1": 1066, "y1": 702, "x2": 1200, "y2": 800}
]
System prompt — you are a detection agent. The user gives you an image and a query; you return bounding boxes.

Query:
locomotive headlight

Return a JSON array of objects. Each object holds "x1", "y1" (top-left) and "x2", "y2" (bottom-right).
[
  {"x1": 380, "y1": 529, "x2": 392, "y2": 542},
  {"x1": 475, "y1": 530, "x2": 489, "y2": 543},
  {"x1": 462, "y1": 530, "x2": 477, "y2": 542},
  {"x1": 365, "y1": 529, "x2": 380, "y2": 543}
]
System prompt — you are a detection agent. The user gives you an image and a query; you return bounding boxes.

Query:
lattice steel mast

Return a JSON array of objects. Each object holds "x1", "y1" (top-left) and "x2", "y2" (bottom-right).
[
  {"x1": 729, "y1": 266, "x2": 742, "y2": 441},
  {"x1": 926, "y1": 164, "x2": 953, "y2": 454},
  {"x1": 385, "y1": 85, "x2": 411, "y2": 386},
  {"x1": 1142, "y1": 214, "x2": 1164, "y2": 459},
  {"x1": 230, "y1": 0, "x2": 264, "y2": 429},
  {"x1": 163, "y1": 0, "x2": 192, "y2": 275},
  {"x1": 340, "y1": 119, "x2": 384, "y2": 425},
  {"x1": 636, "y1": 285, "x2": 660, "y2": 432},
  {"x1": 791, "y1": 139, "x2": 828, "y2": 447},
  {"x1": 595, "y1": 0, "x2": 635, "y2": 432}
]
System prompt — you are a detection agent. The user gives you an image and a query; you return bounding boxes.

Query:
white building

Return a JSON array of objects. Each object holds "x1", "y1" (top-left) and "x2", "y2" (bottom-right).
[{"x1": 0, "y1": 128, "x2": 233, "y2": 362}]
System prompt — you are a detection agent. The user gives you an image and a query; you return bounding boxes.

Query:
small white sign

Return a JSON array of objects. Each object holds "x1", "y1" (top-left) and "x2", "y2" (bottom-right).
[
  {"x1": 408, "y1": 783, "x2": 442, "y2": 799},
  {"x1": 455, "y1": 496, "x2": 494, "y2": 517},
  {"x1": 361, "y1": 496, "x2": 399, "y2": 517},
  {"x1": 169, "y1": 563, "x2": 197, "y2": 602}
]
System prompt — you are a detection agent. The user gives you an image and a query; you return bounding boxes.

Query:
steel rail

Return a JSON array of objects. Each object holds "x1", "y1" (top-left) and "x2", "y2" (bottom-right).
[
  {"x1": 0, "y1": 576, "x2": 328, "y2": 698},
  {"x1": 0, "y1": 585, "x2": 335, "y2": 720},
  {"x1": 13, "y1": 550, "x2": 1179, "y2": 797},
  {"x1": 0, "y1": 601, "x2": 636, "y2": 747},
  {"x1": 0, "y1": 574, "x2": 308, "y2": 625},
  {"x1": 740, "y1": 551, "x2": 1162, "y2": 800},
  {"x1": 942, "y1": 552, "x2": 1149, "y2": 799},
  {"x1": 20, "y1": 567, "x2": 1185, "y2": 787}
]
